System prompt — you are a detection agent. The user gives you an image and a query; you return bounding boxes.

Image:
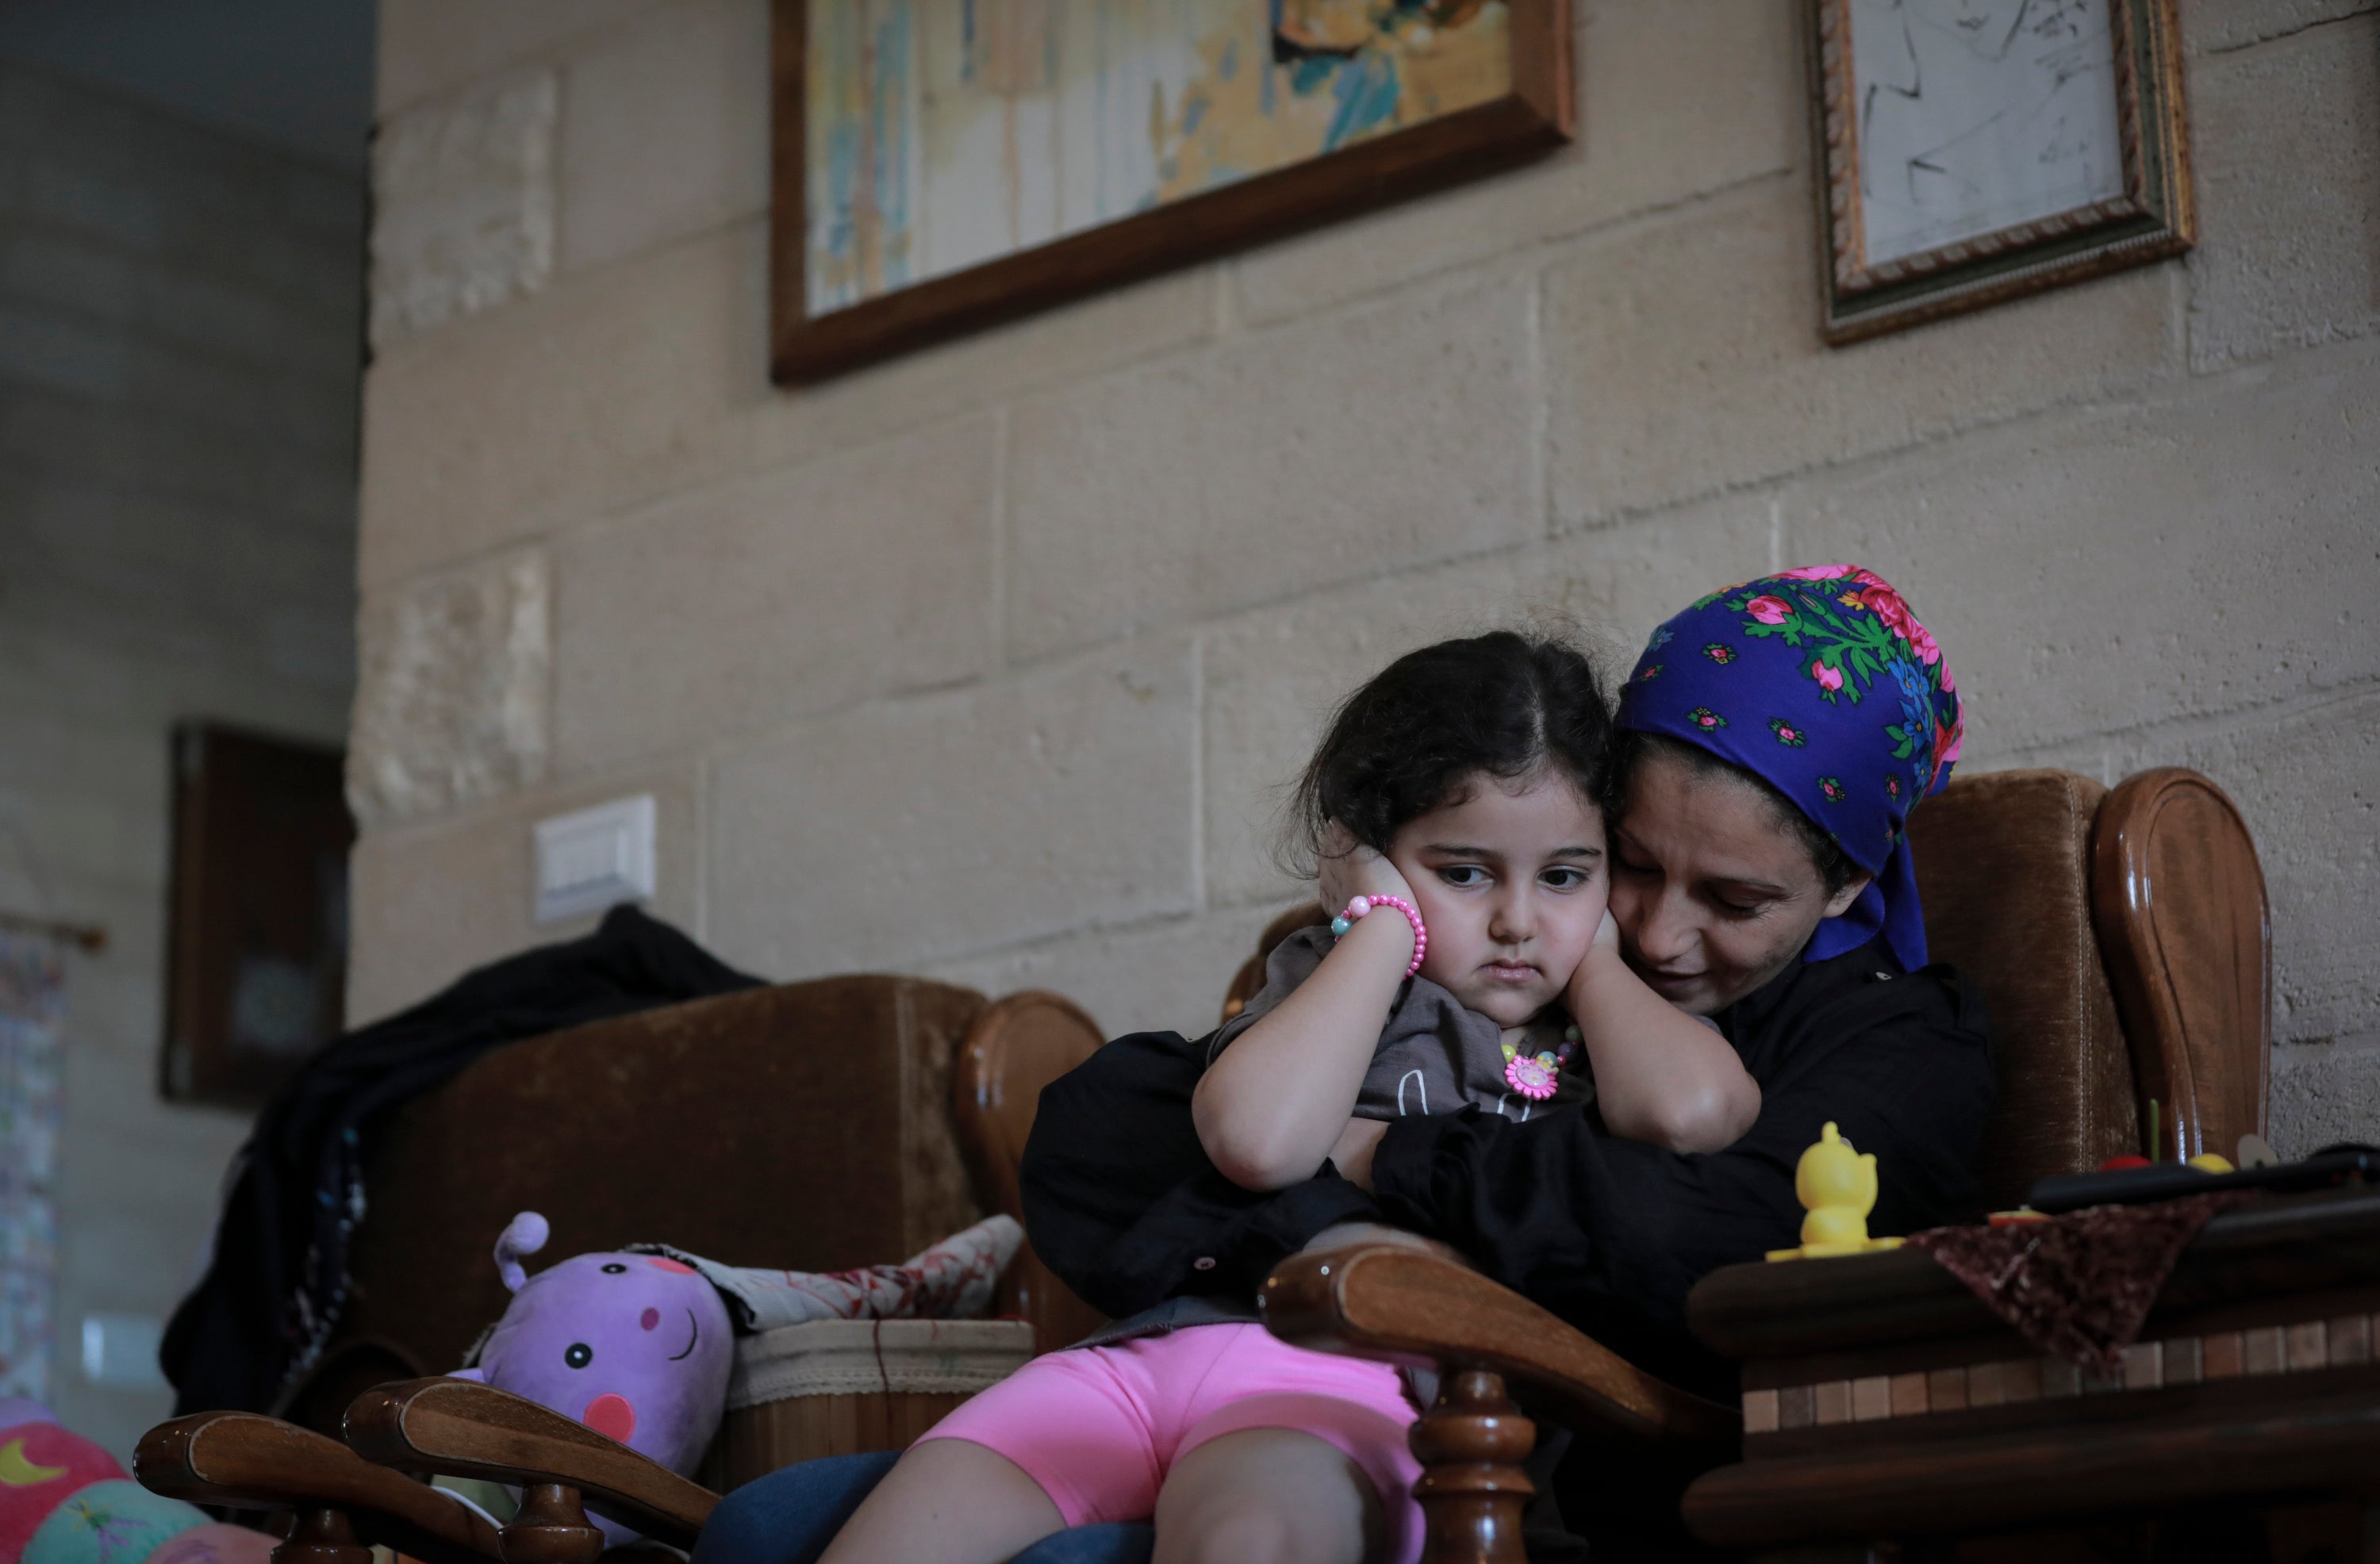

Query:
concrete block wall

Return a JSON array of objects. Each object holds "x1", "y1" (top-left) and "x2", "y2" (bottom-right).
[
  {"x1": 352, "y1": 2, "x2": 2380, "y2": 1165},
  {"x1": 0, "y1": 63, "x2": 363, "y2": 1454}
]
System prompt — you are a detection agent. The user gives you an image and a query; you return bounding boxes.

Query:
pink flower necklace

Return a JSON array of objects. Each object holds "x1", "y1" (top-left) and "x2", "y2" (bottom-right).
[{"x1": 1503, "y1": 1023, "x2": 1580, "y2": 1102}]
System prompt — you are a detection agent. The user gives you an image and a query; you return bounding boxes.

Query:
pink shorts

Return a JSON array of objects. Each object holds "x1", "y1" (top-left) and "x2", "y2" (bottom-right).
[{"x1": 917, "y1": 1321, "x2": 1423, "y2": 1562}]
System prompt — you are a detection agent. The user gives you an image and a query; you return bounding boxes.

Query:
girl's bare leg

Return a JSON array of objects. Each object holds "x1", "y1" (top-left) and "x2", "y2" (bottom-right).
[
  {"x1": 1150, "y1": 1428, "x2": 1383, "y2": 1564},
  {"x1": 815, "y1": 1438, "x2": 1064, "y2": 1564}
]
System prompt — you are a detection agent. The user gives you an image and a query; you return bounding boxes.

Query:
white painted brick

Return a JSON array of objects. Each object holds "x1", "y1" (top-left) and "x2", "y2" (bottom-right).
[
  {"x1": 1546, "y1": 177, "x2": 2180, "y2": 527},
  {"x1": 282, "y1": 162, "x2": 371, "y2": 246},
  {"x1": 1784, "y1": 338, "x2": 2380, "y2": 758},
  {"x1": 52, "y1": 1032, "x2": 251, "y2": 1462},
  {"x1": 2109, "y1": 685, "x2": 2380, "y2": 1049},
  {"x1": 749, "y1": 266, "x2": 1218, "y2": 474},
  {"x1": 559, "y1": 0, "x2": 770, "y2": 274},
  {"x1": 553, "y1": 416, "x2": 996, "y2": 773},
  {"x1": 2185, "y1": 14, "x2": 2380, "y2": 370},
  {"x1": 1235, "y1": 0, "x2": 1797, "y2": 323},
  {"x1": 923, "y1": 910, "x2": 1276, "y2": 1044},
  {"x1": 370, "y1": 69, "x2": 557, "y2": 348},
  {"x1": 1532, "y1": 494, "x2": 1780, "y2": 661},
  {"x1": 1005, "y1": 274, "x2": 1543, "y2": 661},
  {"x1": 1201, "y1": 554, "x2": 1540, "y2": 910},
  {"x1": 0, "y1": 389, "x2": 355, "y2": 534},
  {"x1": 378, "y1": 0, "x2": 674, "y2": 115},
  {"x1": 0, "y1": 301, "x2": 132, "y2": 401},
  {"x1": 2185, "y1": 0, "x2": 2372, "y2": 55},
  {"x1": 1198, "y1": 495, "x2": 1772, "y2": 907},
  {"x1": 0, "y1": 66, "x2": 362, "y2": 1458},
  {"x1": 350, "y1": 550, "x2": 551, "y2": 826},
  {"x1": 2271, "y1": 1033, "x2": 2380, "y2": 1158},
  {"x1": 358, "y1": 220, "x2": 760, "y2": 589},
  {"x1": 8, "y1": 479, "x2": 355, "y2": 670},
  {"x1": 346, "y1": 763, "x2": 705, "y2": 1025},
  {"x1": 708, "y1": 641, "x2": 1197, "y2": 979},
  {"x1": 17, "y1": 158, "x2": 165, "y2": 254},
  {"x1": 125, "y1": 336, "x2": 354, "y2": 460}
]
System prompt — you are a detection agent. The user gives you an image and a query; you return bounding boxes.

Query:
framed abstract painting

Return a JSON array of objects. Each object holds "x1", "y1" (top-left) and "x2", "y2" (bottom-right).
[
  {"x1": 1808, "y1": 0, "x2": 2193, "y2": 344},
  {"x1": 770, "y1": 0, "x2": 1573, "y2": 382}
]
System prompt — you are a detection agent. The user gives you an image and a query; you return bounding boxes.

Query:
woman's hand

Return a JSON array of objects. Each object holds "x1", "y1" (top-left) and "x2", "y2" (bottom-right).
[{"x1": 1317, "y1": 822, "x2": 1417, "y2": 915}]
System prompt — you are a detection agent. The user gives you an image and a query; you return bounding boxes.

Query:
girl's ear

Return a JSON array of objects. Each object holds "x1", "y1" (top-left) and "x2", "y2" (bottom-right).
[{"x1": 1821, "y1": 871, "x2": 1873, "y2": 920}]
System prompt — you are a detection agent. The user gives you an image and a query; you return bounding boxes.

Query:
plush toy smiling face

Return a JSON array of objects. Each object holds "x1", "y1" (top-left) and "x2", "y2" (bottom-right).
[
  {"x1": 455, "y1": 1217, "x2": 735, "y2": 1546},
  {"x1": 474, "y1": 1251, "x2": 732, "y2": 1455}
]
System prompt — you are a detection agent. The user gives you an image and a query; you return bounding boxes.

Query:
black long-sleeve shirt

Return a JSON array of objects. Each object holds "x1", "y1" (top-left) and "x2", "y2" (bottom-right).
[{"x1": 1020, "y1": 937, "x2": 1992, "y2": 1393}]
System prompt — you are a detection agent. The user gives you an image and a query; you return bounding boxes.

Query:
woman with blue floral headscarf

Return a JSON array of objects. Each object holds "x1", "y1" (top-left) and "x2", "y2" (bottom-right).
[
  {"x1": 701, "y1": 568, "x2": 1991, "y2": 1564},
  {"x1": 1334, "y1": 565, "x2": 1989, "y2": 1383}
]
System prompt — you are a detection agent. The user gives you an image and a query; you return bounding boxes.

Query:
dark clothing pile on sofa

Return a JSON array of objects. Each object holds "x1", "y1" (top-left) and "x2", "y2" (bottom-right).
[{"x1": 162, "y1": 905, "x2": 758, "y2": 1416}]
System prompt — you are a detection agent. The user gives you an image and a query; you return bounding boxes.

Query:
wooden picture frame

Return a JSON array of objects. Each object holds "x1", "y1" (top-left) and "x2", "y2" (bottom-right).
[
  {"x1": 770, "y1": 0, "x2": 1573, "y2": 385},
  {"x1": 1808, "y1": 0, "x2": 2193, "y2": 345},
  {"x1": 163, "y1": 723, "x2": 354, "y2": 1106}
]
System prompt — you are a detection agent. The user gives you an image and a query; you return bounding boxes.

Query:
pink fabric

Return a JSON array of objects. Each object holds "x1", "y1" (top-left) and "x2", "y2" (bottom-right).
[{"x1": 918, "y1": 1322, "x2": 1423, "y2": 1563}]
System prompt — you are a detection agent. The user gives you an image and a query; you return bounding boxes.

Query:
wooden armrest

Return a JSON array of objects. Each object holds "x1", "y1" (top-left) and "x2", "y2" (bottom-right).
[
  {"x1": 343, "y1": 1378, "x2": 716, "y2": 1547},
  {"x1": 135, "y1": 1412, "x2": 501, "y2": 1564},
  {"x1": 1264, "y1": 1244, "x2": 1740, "y2": 1451}
]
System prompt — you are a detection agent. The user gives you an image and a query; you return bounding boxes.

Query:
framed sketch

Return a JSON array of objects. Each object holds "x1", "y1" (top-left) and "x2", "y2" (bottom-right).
[
  {"x1": 1809, "y1": 0, "x2": 2193, "y2": 344},
  {"x1": 770, "y1": 0, "x2": 1572, "y2": 382}
]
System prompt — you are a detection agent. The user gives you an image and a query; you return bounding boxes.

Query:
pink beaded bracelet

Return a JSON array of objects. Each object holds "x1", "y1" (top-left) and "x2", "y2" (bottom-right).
[{"x1": 1330, "y1": 894, "x2": 1427, "y2": 978}]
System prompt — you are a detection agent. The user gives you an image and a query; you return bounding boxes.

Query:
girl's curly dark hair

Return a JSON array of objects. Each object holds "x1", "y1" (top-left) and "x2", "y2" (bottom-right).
[{"x1": 1284, "y1": 629, "x2": 1616, "y2": 871}]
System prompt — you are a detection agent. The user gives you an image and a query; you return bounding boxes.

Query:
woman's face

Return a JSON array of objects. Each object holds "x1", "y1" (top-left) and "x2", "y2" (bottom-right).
[{"x1": 1606, "y1": 746, "x2": 1871, "y2": 1016}]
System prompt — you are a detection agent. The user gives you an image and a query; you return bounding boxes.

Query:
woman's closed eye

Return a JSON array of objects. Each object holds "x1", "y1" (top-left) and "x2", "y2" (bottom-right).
[{"x1": 1710, "y1": 887, "x2": 1776, "y2": 918}]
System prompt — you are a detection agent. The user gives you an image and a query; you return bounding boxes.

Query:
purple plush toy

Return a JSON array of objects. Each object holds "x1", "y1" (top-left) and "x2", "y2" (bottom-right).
[{"x1": 454, "y1": 1213, "x2": 733, "y2": 1545}]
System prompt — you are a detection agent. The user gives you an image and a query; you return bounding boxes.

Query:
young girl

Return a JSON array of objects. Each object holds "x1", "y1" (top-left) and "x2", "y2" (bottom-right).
[{"x1": 816, "y1": 631, "x2": 1761, "y2": 1564}]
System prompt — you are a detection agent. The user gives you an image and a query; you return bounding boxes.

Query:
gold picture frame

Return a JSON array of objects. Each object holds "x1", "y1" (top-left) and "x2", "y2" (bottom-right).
[
  {"x1": 770, "y1": 0, "x2": 1574, "y2": 384},
  {"x1": 1810, "y1": 0, "x2": 2194, "y2": 345}
]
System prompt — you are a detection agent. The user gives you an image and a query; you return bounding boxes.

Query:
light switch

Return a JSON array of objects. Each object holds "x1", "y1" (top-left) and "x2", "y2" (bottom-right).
[{"x1": 534, "y1": 795, "x2": 656, "y2": 924}]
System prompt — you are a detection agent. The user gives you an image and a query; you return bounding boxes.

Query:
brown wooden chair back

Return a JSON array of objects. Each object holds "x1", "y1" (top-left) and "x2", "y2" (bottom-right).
[
  {"x1": 2091, "y1": 768, "x2": 2271, "y2": 1162},
  {"x1": 951, "y1": 991, "x2": 1111, "y2": 1350},
  {"x1": 1223, "y1": 768, "x2": 2271, "y2": 1213},
  {"x1": 1908, "y1": 769, "x2": 2139, "y2": 1209}
]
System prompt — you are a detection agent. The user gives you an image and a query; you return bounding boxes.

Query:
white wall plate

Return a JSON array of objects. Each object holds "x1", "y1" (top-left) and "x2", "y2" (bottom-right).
[{"x1": 534, "y1": 794, "x2": 656, "y2": 924}]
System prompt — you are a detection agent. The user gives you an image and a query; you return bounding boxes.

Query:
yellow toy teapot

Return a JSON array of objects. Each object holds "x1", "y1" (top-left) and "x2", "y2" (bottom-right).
[{"x1": 1767, "y1": 1121, "x2": 1904, "y2": 1260}]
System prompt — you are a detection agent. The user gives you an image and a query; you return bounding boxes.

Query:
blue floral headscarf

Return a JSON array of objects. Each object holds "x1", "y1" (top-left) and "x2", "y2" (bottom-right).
[{"x1": 1616, "y1": 565, "x2": 1964, "y2": 973}]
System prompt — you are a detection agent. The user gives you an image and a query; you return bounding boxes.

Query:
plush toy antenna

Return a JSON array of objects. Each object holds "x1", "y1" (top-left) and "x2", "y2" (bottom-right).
[{"x1": 494, "y1": 1210, "x2": 550, "y2": 1294}]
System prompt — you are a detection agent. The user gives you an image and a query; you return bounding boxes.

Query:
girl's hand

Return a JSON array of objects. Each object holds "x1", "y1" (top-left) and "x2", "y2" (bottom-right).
[
  {"x1": 1592, "y1": 908, "x2": 1622, "y2": 952},
  {"x1": 1317, "y1": 822, "x2": 1417, "y2": 914}
]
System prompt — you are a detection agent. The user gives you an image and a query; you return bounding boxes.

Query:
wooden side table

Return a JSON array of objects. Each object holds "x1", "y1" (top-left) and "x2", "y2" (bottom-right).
[{"x1": 1681, "y1": 1185, "x2": 2380, "y2": 1562}]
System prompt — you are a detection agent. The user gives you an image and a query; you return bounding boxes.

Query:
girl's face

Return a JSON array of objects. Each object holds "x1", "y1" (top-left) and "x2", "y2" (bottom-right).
[
  {"x1": 1606, "y1": 745, "x2": 1872, "y2": 1016},
  {"x1": 1385, "y1": 767, "x2": 1609, "y2": 1029}
]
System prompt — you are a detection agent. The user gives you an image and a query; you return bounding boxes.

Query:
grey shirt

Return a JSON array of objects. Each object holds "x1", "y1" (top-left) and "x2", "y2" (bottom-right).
[
  {"x1": 1070, "y1": 929, "x2": 1592, "y2": 1351},
  {"x1": 1208, "y1": 926, "x2": 1595, "y2": 1121}
]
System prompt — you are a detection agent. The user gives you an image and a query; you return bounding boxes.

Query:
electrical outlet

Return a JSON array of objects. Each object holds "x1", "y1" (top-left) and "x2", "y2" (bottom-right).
[{"x1": 534, "y1": 795, "x2": 656, "y2": 924}]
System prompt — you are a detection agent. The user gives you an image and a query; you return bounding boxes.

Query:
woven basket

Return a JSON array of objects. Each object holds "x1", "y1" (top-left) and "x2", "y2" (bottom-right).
[{"x1": 701, "y1": 1318, "x2": 1035, "y2": 1489}]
